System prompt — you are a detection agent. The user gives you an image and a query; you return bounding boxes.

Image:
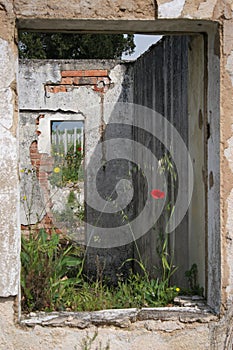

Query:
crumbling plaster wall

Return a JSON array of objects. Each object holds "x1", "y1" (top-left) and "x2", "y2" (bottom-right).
[
  {"x1": 18, "y1": 59, "x2": 135, "y2": 281},
  {"x1": 0, "y1": 1, "x2": 20, "y2": 298},
  {"x1": 0, "y1": 0, "x2": 233, "y2": 349}
]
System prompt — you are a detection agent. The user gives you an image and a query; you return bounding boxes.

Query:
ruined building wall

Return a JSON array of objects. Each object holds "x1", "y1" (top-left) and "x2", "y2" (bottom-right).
[{"x1": 18, "y1": 59, "x2": 135, "y2": 281}]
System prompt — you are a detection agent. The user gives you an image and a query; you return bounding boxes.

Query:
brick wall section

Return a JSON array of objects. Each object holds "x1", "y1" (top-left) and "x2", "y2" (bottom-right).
[
  {"x1": 46, "y1": 69, "x2": 112, "y2": 94},
  {"x1": 21, "y1": 138, "x2": 57, "y2": 235},
  {"x1": 21, "y1": 113, "x2": 84, "y2": 241},
  {"x1": 21, "y1": 214, "x2": 61, "y2": 236}
]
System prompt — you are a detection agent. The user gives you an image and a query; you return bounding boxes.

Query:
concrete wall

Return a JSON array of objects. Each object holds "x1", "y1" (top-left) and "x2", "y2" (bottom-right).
[
  {"x1": 133, "y1": 36, "x2": 190, "y2": 287},
  {"x1": 132, "y1": 35, "x2": 205, "y2": 290},
  {"x1": 0, "y1": 0, "x2": 233, "y2": 349},
  {"x1": 187, "y1": 35, "x2": 206, "y2": 294}
]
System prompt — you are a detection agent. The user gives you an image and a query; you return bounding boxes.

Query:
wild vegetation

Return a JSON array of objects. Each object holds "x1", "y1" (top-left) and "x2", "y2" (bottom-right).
[
  {"x1": 21, "y1": 144, "x2": 202, "y2": 313},
  {"x1": 21, "y1": 229, "x2": 180, "y2": 312}
]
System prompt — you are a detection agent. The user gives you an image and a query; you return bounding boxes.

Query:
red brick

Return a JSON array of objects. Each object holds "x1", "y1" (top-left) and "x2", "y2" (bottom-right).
[
  {"x1": 33, "y1": 161, "x2": 41, "y2": 166},
  {"x1": 73, "y1": 77, "x2": 98, "y2": 85},
  {"x1": 29, "y1": 152, "x2": 37, "y2": 158},
  {"x1": 38, "y1": 173, "x2": 48, "y2": 178},
  {"x1": 90, "y1": 77, "x2": 98, "y2": 85},
  {"x1": 62, "y1": 70, "x2": 84, "y2": 77},
  {"x1": 40, "y1": 159, "x2": 52, "y2": 165},
  {"x1": 46, "y1": 85, "x2": 67, "y2": 93},
  {"x1": 73, "y1": 77, "x2": 80, "y2": 85},
  {"x1": 61, "y1": 69, "x2": 108, "y2": 77},
  {"x1": 82, "y1": 77, "x2": 98, "y2": 85},
  {"x1": 61, "y1": 77, "x2": 73, "y2": 85},
  {"x1": 53, "y1": 85, "x2": 67, "y2": 93},
  {"x1": 38, "y1": 174, "x2": 47, "y2": 179},
  {"x1": 55, "y1": 228, "x2": 62, "y2": 234},
  {"x1": 84, "y1": 69, "x2": 108, "y2": 77},
  {"x1": 32, "y1": 158, "x2": 40, "y2": 163},
  {"x1": 93, "y1": 85, "x2": 105, "y2": 93},
  {"x1": 46, "y1": 86, "x2": 55, "y2": 93},
  {"x1": 30, "y1": 148, "x2": 38, "y2": 154}
]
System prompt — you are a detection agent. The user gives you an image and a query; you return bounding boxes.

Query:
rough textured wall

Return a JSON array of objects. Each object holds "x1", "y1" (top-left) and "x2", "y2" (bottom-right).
[
  {"x1": 157, "y1": 0, "x2": 220, "y2": 19},
  {"x1": 14, "y1": 0, "x2": 156, "y2": 20},
  {"x1": 12, "y1": 0, "x2": 233, "y2": 21},
  {"x1": 0, "y1": 0, "x2": 20, "y2": 297}
]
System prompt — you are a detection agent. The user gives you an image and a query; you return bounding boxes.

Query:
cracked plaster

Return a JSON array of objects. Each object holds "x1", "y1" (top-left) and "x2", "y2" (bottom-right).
[
  {"x1": 158, "y1": 0, "x2": 186, "y2": 18},
  {"x1": 226, "y1": 50, "x2": 233, "y2": 86}
]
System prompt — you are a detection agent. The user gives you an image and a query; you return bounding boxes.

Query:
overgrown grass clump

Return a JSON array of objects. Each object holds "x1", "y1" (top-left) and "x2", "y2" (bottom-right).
[
  {"x1": 21, "y1": 230, "x2": 179, "y2": 313},
  {"x1": 49, "y1": 144, "x2": 84, "y2": 187}
]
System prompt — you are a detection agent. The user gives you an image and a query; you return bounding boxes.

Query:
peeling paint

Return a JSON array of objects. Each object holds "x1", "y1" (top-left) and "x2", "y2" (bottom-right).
[
  {"x1": 226, "y1": 51, "x2": 233, "y2": 86},
  {"x1": 158, "y1": 0, "x2": 185, "y2": 18},
  {"x1": 0, "y1": 88, "x2": 13, "y2": 129},
  {"x1": 0, "y1": 38, "x2": 14, "y2": 89},
  {"x1": 0, "y1": 125, "x2": 18, "y2": 192},
  {"x1": 224, "y1": 130, "x2": 233, "y2": 173},
  {"x1": 0, "y1": 195, "x2": 20, "y2": 295}
]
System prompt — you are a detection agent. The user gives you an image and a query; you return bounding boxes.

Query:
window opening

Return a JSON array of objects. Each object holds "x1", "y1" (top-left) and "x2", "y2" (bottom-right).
[
  {"x1": 18, "y1": 32, "x2": 208, "y2": 314},
  {"x1": 49, "y1": 120, "x2": 85, "y2": 242}
]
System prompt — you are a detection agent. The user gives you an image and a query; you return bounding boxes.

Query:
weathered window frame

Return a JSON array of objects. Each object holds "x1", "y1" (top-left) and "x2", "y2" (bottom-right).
[{"x1": 17, "y1": 19, "x2": 220, "y2": 320}]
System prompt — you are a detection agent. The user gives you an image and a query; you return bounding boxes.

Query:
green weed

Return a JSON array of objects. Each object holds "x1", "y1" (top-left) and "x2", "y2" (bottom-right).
[
  {"x1": 184, "y1": 263, "x2": 204, "y2": 296},
  {"x1": 21, "y1": 229, "x2": 84, "y2": 312}
]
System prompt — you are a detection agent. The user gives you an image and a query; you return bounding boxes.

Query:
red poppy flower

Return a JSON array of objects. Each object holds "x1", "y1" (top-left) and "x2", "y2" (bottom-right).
[
  {"x1": 77, "y1": 147, "x2": 82, "y2": 152},
  {"x1": 151, "y1": 189, "x2": 165, "y2": 199}
]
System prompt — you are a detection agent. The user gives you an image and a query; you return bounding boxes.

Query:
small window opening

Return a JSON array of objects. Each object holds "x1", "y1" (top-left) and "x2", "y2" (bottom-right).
[{"x1": 49, "y1": 120, "x2": 85, "y2": 242}]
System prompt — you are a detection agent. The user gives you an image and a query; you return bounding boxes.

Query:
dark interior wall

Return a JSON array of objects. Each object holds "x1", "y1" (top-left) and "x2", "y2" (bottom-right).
[{"x1": 132, "y1": 36, "x2": 190, "y2": 286}]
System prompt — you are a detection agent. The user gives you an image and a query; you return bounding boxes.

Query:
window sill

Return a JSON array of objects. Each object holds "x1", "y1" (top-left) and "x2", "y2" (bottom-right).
[{"x1": 20, "y1": 296, "x2": 217, "y2": 329}]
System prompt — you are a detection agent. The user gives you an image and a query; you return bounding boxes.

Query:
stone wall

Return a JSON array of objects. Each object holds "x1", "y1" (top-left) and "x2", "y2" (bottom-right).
[{"x1": 0, "y1": 0, "x2": 233, "y2": 349}]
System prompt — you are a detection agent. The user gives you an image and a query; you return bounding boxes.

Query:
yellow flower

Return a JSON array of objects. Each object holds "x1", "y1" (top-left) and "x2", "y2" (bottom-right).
[
  {"x1": 20, "y1": 169, "x2": 25, "y2": 173},
  {"x1": 23, "y1": 195, "x2": 27, "y2": 200},
  {"x1": 175, "y1": 287, "x2": 180, "y2": 292},
  {"x1": 53, "y1": 167, "x2": 61, "y2": 173}
]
